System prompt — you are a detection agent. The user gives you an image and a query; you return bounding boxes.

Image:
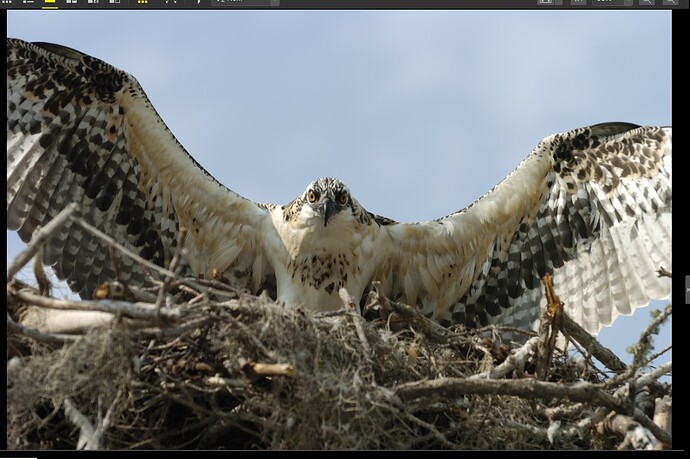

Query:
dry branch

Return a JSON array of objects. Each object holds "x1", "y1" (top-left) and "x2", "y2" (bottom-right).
[
  {"x1": 653, "y1": 395, "x2": 672, "y2": 439},
  {"x1": 600, "y1": 414, "x2": 657, "y2": 450},
  {"x1": 561, "y1": 313, "x2": 627, "y2": 374},
  {"x1": 69, "y1": 215, "x2": 180, "y2": 281},
  {"x1": 635, "y1": 361, "x2": 672, "y2": 388},
  {"x1": 6, "y1": 203, "x2": 80, "y2": 283},
  {"x1": 7, "y1": 246, "x2": 672, "y2": 449},
  {"x1": 536, "y1": 274, "x2": 564, "y2": 380},
  {"x1": 136, "y1": 316, "x2": 215, "y2": 339},
  {"x1": 67, "y1": 216, "x2": 231, "y2": 298},
  {"x1": 32, "y1": 250, "x2": 51, "y2": 296},
  {"x1": 7, "y1": 312, "x2": 77, "y2": 345},
  {"x1": 240, "y1": 359, "x2": 295, "y2": 377},
  {"x1": 628, "y1": 303, "x2": 672, "y2": 370},
  {"x1": 469, "y1": 336, "x2": 538, "y2": 380},
  {"x1": 9, "y1": 288, "x2": 180, "y2": 324},
  {"x1": 368, "y1": 283, "x2": 455, "y2": 340},
  {"x1": 6, "y1": 286, "x2": 673, "y2": 450},
  {"x1": 155, "y1": 227, "x2": 189, "y2": 317},
  {"x1": 396, "y1": 377, "x2": 626, "y2": 412},
  {"x1": 603, "y1": 361, "x2": 673, "y2": 447},
  {"x1": 339, "y1": 287, "x2": 372, "y2": 360}
]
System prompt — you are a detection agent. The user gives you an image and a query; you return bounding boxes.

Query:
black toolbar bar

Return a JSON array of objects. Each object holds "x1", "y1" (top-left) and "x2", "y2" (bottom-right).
[{"x1": 1, "y1": 0, "x2": 686, "y2": 9}]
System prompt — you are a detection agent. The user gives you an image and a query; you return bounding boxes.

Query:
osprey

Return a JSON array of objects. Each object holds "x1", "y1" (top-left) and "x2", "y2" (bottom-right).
[{"x1": 7, "y1": 38, "x2": 672, "y2": 336}]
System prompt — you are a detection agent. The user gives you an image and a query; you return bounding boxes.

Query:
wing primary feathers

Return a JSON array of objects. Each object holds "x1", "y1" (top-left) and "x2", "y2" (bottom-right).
[
  {"x1": 7, "y1": 38, "x2": 275, "y2": 299},
  {"x1": 379, "y1": 123, "x2": 670, "y2": 336}
]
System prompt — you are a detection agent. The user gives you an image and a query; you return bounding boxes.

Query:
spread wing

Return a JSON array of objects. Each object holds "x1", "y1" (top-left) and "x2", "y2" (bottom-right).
[
  {"x1": 7, "y1": 38, "x2": 276, "y2": 298},
  {"x1": 372, "y1": 123, "x2": 671, "y2": 335}
]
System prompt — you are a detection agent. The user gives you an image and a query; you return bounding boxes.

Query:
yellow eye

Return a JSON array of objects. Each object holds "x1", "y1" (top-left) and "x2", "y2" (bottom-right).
[
  {"x1": 307, "y1": 190, "x2": 317, "y2": 203},
  {"x1": 338, "y1": 192, "x2": 348, "y2": 205}
]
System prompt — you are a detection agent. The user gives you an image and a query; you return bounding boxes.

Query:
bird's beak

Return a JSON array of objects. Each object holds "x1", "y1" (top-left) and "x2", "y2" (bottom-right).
[{"x1": 321, "y1": 198, "x2": 336, "y2": 227}]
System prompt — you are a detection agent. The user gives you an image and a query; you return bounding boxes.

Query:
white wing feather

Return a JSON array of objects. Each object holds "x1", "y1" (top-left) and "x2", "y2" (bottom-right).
[{"x1": 371, "y1": 124, "x2": 671, "y2": 335}]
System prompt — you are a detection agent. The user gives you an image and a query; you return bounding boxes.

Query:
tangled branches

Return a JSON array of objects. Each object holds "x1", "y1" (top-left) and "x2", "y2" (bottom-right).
[{"x1": 6, "y1": 211, "x2": 672, "y2": 450}]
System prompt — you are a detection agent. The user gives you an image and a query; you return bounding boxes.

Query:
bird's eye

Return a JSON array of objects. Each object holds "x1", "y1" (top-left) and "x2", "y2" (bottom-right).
[
  {"x1": 338, "y1": 192, "x2": 348, "y2": 205},
  {"x1": 307, "y1": 190, "x2": 317, "y2": 203}
]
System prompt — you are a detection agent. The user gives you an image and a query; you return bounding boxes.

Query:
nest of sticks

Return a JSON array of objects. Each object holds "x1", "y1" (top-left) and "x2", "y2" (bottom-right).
[{"x1": 6, "y1": 209, "x2": 673, "y2": 450}]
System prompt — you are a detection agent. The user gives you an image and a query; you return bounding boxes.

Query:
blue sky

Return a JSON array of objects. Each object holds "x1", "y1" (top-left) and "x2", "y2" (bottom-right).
[{"x1": 7, "y1": 10, "x2": 671, "y2": 368}]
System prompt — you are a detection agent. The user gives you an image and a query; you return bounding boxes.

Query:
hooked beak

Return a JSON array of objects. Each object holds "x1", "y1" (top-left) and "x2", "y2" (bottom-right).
[{"x1": 320, "y1": 198, "x2": 336, "y2": 227}]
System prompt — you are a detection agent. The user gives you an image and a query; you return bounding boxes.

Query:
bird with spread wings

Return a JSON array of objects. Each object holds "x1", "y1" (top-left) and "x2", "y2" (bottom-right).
[{"x1": 7, "y1": 38, "x2": 672, "y2": 336}]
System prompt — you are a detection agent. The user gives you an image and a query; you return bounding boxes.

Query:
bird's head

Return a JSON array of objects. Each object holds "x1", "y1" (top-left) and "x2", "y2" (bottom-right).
[{"x1": 293, "y1": 177, "x2": 354, "y2": 228}]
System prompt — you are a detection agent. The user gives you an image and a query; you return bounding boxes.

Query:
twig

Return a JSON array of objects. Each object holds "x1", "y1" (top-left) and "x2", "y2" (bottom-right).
[
  {"x1": 541, "y1": 402, "x2": 588, "y2": 421},
  {"x1": 469, "y1": 336, "x2": 538, "y2": 380},
  {"x1": 536, "y1": 274, "x2": 563, "y2": 380},
  {"x1": 502, "y1": 419, "x2": 548, "y2": 441},
  {"x1": 370, "y1": 284, "x2": 453, "y2": 340},
  {"x1": 32, "y1": 249, "x2": 51, "y2": 296},
  {"x1": 63, "y1": 398, "x2": 98, "y2": 450},
  {"x1": 313, "y1": 309, "x2": 351, "y2": 319},
  {"x1": 634, "y1": 361, "x2": 672, "y2": 389},
  {"x1": 66, "y1": 216, "x2": 239, "y2": 302},
  {"x1": 155, "y1": 227, "x2": 188, "y2": 319},
  {"x1": 6, "y1": 312, "x2": 77, "y2": 344},
  {"x1": 10, "y1": 288, "x2": 180, "y2": 323},
  {"x1": 180, "y1": 286, "x2": 206, "y2": 304},
  {"x1": 339, "y1": 287, "x2": 372, "y2": 360},
  {"x1": 574, "y1": 405, "x2": 611, "y2": 438},
  {"x1": 551, "y1": 402, "x2": 668, "y2": 449},
  {"x1": 629, "y1": 304, "x2": 672, "y2": 370},
  {"x1": 604, "y1": 361, "x2": 673, "y2": 447},
  {"x1": 383, "y1": 388, "x2": 459, "y2": 449},
  {"x1": 173, "y1": 277, "x2": 239, "y2": 295},
  {"x1": 396, "y1": 377, "x2": 626, "y2": 413},
  {"x1": 68, "y1": 215, "x2": 181, "y2": 281},
  {"x1": 239, "y1": 358, "x2": 295, "y2": 377},
  {"x1": 93, "y1": 281, "x2": 159, "y2": 303},
  {"x1": 134, "y1": 339, "x2": 156, "y2": 373},
  {"x1": 89, "y1": 389, "x2": 124, "y2": 450},
  {"x1": 206, "y1": 376, "x2": 246, "y2": 388},
  {"x1": 225, "y1": 314, "x2": 279, "y2": 361},
  {"x1": 600, "y1": 306, "x2": 673, "y2": 392},
  {"x1": 26, "y1": 211, "x2": 246, "y2": 305},
  {"x1": 399, "y1": 410, "x2": 457, "y2": 449},
  {"x1": 561, "y1": 313, "x2": 627, "y2": 374},
  {"x1": 653, "y1": 395, "x2": 672, "y2": 440},
  {"x1": 645, "y1": 344, "x2": 672, "y2": 366},
  {"x1": 68, "y1": 216, "x2": 223, "y2": 296},
  {"x1": 7, "y1": 203, "x2": 80, "y2": 283},
  {"x1": 136, "y1": 317, "x2": 215, "y2": 339},
  {"x1": 601, "y1": 414, "x2": 656, "y2": 450}
]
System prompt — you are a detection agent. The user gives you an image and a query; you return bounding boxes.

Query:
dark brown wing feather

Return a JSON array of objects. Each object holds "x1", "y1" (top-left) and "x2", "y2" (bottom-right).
[{"x1": 7, "y1": 38, "x2": 275, "y2": 298}]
